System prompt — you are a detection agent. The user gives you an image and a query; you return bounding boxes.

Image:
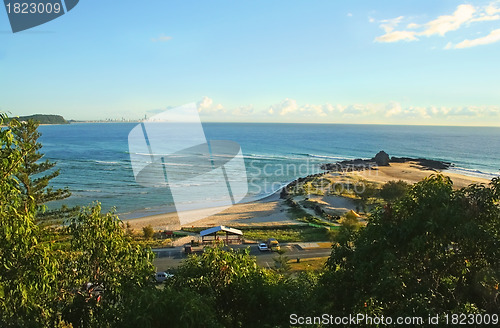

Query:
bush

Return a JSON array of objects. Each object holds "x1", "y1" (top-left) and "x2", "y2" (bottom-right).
[
  {"x1": 380, "y1": 180, "x2": 409, "y2": 202},
  {"x1": 142, "y1": 225, "x2": 154, "y2": 239},
  {"x1": 322, "y1": 175, "x2": 500, "y2": 316}
]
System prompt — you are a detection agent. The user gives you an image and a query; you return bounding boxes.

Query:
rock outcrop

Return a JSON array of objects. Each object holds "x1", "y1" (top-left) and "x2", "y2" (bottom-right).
[
  {"x1": 372, "y1": 150, "x2": 390, "y2": 166},
  {"x1": 320, "y1": 151, "x2": 452, "y2": 172}
]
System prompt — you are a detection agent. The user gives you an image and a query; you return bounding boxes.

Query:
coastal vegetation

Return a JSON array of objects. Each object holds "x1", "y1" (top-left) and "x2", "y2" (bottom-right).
[
  {"x1": 379, "y1": 179, "x2": 410, "y2": 202},
  {"x1": 8, "y1": 119, "x2": 77, "y2": 226},
  {"x1": 1, "y1": 116, "x2": 499, "y2": 327},
  {"x1": 183, "y1": 224, "x2": 333, "y2": 243},
  {"x1": 4, "y1": 114, "x2": 68, "y2": 125}
]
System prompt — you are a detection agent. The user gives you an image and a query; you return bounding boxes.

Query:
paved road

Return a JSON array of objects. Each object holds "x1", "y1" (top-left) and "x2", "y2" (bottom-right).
[{"x1": 152, "y1": 243, "x2": 332, "y2": 272}]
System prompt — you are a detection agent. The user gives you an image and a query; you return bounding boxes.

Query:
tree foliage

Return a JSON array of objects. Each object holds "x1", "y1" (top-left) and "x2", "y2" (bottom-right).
[
  {"x1": 3, "y1": 116, "x2": 499, "y2": 327},
  {"x1": 8, "y1": 119, "x2": 76, "y2": 225},
  {"x1": 322, "y1": 174, "x2": 500, "y2": 316},
  {"x1": 380, "y1": 179, "x2": 409, "y2": 202},
  {"x1": 353, "y1": 181, "x2": 379, "y2": 202},
  {"x1": 142, "y1": 224, "x2": 154, "y2": 239},
  {"x1": 11, "y1": 120, "x2": 70, "y2": 204},
  {"x1": 1, "y1": 115, "x2": 155, "y2": 327},
  {"x1": 62, "y1": 204, "x2": 155, "y2": 327},
  {"x1": 0, "y1": 114, "x2": 60, "y2": 327},
  {"x1": 166, "y1": 245, "x2": 320, "y2": 328}
]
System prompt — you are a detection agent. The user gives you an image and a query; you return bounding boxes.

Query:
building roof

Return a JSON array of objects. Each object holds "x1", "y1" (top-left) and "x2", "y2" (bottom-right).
[{"x1": 200, "y1": 225, "x2": 243, "y2": 237}]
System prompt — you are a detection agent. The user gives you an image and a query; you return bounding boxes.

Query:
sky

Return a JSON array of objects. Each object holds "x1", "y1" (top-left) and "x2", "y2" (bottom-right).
[{"x1": 1, "y1": 0, "x2": 500, "y2": 125}]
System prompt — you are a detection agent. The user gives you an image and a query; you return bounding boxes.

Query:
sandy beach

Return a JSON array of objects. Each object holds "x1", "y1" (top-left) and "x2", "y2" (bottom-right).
[
  {"x1": 123, "y1": 162, "x2": 493, "y2": 231},
  {"x1": 350, "y1": 162, "x2": 491, "y2": 189},
  {"x1": 124, "y1": 192, "x2": 298, "y2": 231}
]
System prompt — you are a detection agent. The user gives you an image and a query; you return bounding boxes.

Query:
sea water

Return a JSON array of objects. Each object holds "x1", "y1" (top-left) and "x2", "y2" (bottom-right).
[{"x1": 38, "y1": 123, "x2": 500, "y2": 218}]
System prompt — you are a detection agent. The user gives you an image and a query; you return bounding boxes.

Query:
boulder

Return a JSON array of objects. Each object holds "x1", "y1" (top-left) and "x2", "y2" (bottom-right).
[{"x1": 372, "y1": 151, "x2": 390, "y2": 166}]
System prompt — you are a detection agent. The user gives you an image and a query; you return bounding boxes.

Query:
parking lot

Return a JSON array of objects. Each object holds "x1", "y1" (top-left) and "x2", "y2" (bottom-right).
[{"x1": 152, "y1": 243, "x2": 332, "y2": 271}]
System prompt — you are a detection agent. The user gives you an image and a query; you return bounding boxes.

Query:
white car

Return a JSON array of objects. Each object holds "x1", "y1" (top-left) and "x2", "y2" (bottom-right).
[
  {"x1": 155, "y1": 271, "x2": 174, "y2": 283},
  {"x1": 258, "y1": 242, "x2": 269, "y2": 251}
]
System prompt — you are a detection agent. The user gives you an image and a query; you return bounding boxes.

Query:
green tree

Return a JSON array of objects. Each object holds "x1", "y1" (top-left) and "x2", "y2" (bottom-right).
[
  {"x1": 273, "y1": 249, "x2": 291, "y2": 273},
  {"x1": 0, "y1": 114, "x2": 60, "y2": 327},
  {"x1": 142, "y1": 224, "x2": 154, "y2": 239},
  {"x1": 171, "y1": 245, "x2": 317, "y2": 327},
  {"x1": 1, "y1": 115, "x2": 157, "y2": 327},
  {"x1": 12, "y1": 120, "x2": 70, "y2": 204},
  {"x1": 322, "y1": 175, "x2": 500, "y2": 316},
  {"x1": 10, "y1": 119, "x2": 75, "y2": 225},
  {"x1": 62, "y1": 203, "x2": 155, "y2": 327},
  {"x1": 353, "y1": 181, "x2": 378, "y2": 201},
  {"x1": 353, "y1": 180, "x2": 379, "y2": 212},
  {"x1": 380, "y1": 180, "x2": 409, "y2": 202}
]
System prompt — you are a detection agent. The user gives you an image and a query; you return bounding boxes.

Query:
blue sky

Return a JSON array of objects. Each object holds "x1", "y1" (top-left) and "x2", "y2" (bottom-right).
[{"x1": 1, "y1": 0, "x2": 500, "y2": 125}]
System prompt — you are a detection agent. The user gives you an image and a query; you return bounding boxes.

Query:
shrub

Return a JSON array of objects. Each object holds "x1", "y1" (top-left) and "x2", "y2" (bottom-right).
[{"x1": 142, "y1": 225, "x2": 154, "y2": 239}]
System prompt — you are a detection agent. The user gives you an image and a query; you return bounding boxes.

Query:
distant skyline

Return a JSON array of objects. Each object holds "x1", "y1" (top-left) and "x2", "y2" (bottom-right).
[{"x1": 1, "y1": 0, "x2": 500, "y2": 126}]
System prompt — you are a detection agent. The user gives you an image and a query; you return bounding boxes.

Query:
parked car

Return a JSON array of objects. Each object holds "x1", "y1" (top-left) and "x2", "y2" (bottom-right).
[
  {"x1": 258, "y1": 242, "x2": 269, "y2": 251},
  {"x1": 266, "y1": 238, "x2": 280, "y2": 251},
  {"x1": 155, "y1": 271, "x2": 174, "y2": 283}
]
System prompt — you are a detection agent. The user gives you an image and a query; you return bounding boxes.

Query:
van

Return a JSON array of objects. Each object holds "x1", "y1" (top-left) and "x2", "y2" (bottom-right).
[{"x1": 266, "y1": 238, "x2": 280, "y2": 251}]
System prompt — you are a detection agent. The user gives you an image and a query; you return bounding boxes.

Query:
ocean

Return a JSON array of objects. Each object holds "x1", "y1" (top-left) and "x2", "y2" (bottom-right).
[{"x1": 39, "y1": 123, "x2": 500, "y2": 218}]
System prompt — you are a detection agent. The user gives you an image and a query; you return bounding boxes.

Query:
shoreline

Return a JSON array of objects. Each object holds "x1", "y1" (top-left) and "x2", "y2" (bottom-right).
[
  {"x1": 122, "y1": 188, "x2": 289, "y2": 231},
  {"x1": 119, "y1": 186, "x2": 285, "y2": 221},
  {"x1": 122, "y1": 157, "x2": 494, "y2": 231}
]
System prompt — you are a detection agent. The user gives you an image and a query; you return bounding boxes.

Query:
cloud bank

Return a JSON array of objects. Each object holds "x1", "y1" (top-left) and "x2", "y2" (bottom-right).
[{"x1": 194, "y1": 97, "x2": 500, "y2": 125}]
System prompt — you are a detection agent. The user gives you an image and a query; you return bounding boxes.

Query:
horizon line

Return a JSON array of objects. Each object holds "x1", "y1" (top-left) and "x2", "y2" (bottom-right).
[{"x1": 66, "y1": 120, "x2": 500, "y2": 128}]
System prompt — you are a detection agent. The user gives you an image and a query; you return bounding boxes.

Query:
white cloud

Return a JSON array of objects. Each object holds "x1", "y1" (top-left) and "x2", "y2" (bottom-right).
[
  {"x1": 341, "y1": 104, "x2": 380, "y2": 116},
  {"x1": 376, "y1": 30, "x2": 418, "y2": 43},
  {"x1": 420, "y1": 4, "x2": 475, "y2": 37},
  {"x1": 470, "y1": 14, "x2": 500, "y2": 23},
  {"x1": 444, "y1": 105, "x2": 500, "y2": 117},
  {"x1": 267, "y1": 98, "x2": 299, "y2": 116},
  {"x1": 385, "y1": 102, "x2": 402, "y2": 117},
  {"x1": 197, "y1": 96, "x2": 213, "y2": 110},
  {"x1": 347, "y1": 13, "x2": 353, "y2": 17},
  {"x1": 151, "y1": 34, "x2": 173, "y2": 42},
  {"x1": 299, "y1": 104, "x2": 329, "y2": 117},
  {"x1": 486, "y1": 1, "x2": 500, "y2": 15},
  {"x1": 454, "y1": 28, "x2": 500, "y2": 48},
  {"x1": 379, "y1": 16, "x2": 405, "y2": 33},
  {"x1": 374, "y1": 2, "x2": 500, "y2": 48},
  {"x1": 232, "y1": 105, "x2": 254, "y2": 116},
  {"x1": 188, "y1": 97, "x2": 500, "y2": 124},
  {"x1": 197, "y1": 96, "x2": 225, "y2": 115},
  {"x1": 407, "y1": 106, "x2": 431, "y2": 119}
]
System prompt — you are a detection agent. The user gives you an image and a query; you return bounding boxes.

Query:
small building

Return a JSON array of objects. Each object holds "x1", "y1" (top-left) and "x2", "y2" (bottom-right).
[{"x1": 200, "y1": 225, "x2": 243, "y2": 245}]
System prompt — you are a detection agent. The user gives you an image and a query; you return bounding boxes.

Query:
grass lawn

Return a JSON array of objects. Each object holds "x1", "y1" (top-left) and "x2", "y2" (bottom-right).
[
  {"x1": 288, "y1": 257, "x2": 328, "y2": 273},
  {"x1": 182, "y1": 224, "x2": 338, "y2": 243},
  {"x1": 241, "y1": 226, "x2": 333, "y2": 243}
]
